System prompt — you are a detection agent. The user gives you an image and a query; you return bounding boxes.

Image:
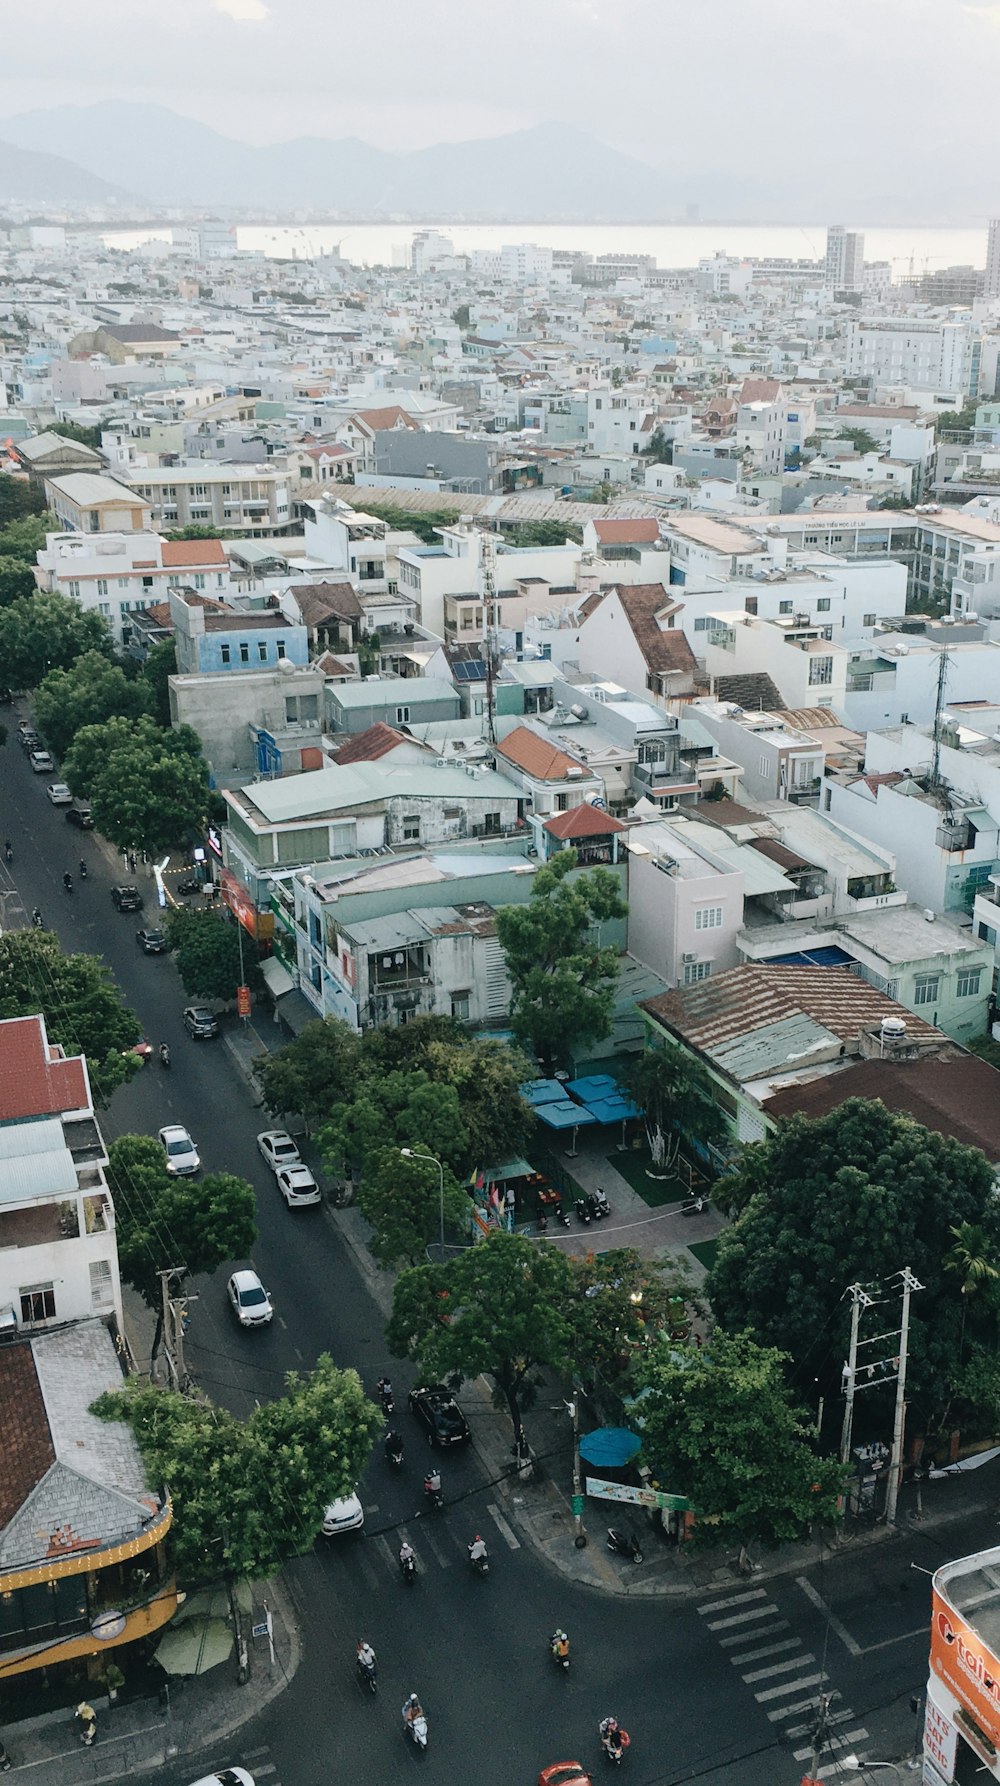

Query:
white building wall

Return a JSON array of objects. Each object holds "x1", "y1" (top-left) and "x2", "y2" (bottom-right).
[{"x1": 627, "y1": 845, "x2": 743, "y2": 987}]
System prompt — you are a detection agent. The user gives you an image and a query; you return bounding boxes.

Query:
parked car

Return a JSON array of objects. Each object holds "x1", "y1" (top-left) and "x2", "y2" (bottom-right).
[
  {"x1": 19, "y1": 730, "x2": 40, "y2": 753},
  {"x1": 46, "y1": 782, "x2": 73, "y2": 805},
  {"x1": 257, "y1": 1130, "x2": 302, "y2": 1172},
  {"x1": 65, "y1": 805, "x2": 94, "y2": 830},
  {"x1": 136, "y1": 928, "x2": 167, "y2": 954},
  {"x1": 321, "y1": 1492, "x2": 364, "y2": 1537},
  {"x1": 276, "y1": 1163, "x2": 321, "y2": 1208},
  {"x1": 183, "y1": 1005, "x2": 219, "y2": 1039},
  {"x1": 111, "y1": 885, "x2": 143, "y2": 912},
  {"x1": 408, "y1": 1383, "x2": 471, "y2": 1448},
  {"x1": 186, "y1": 1769, "x2": 256, "y2": 1786},
  {"x1": 538, "y1": 1766, "x2": 592, "y2": 1786},
  {"x1": 29, "y1": 750, "x2": 55, "y2": 774},
  {"x1": 158, "y1": 1124, "x2": 200, "y2": 1177},
  {"x1": 227, "y1": 1270, "x2": 273, "y2": 1328}
]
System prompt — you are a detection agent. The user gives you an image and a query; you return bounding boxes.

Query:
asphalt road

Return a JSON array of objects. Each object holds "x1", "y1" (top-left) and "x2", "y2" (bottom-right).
[{"x1": 1, "y1": 719, "x2": 982, "y2": 1786}]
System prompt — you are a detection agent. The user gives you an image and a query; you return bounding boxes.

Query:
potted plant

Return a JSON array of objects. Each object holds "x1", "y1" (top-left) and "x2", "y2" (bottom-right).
[{"x1": 104, "y1": 1663, "x2": 125, "y2": 1703}]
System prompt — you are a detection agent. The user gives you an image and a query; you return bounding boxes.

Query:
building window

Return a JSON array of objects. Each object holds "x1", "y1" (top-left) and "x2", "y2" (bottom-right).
[
  {"x1": 258, "y1": 641, "x2": 268, "y2": 661},
  {"x1": 20, "y1": 1283, "x2": 56, "y2": 1324},
  {"x1": 863, "y1": 612, "x2": 876, "y2": 627},
  {"x1": 193, "y1": 574, "x2": 206, "y2": 590},
  {"x1": 778, "y1": 600, "x2": 793, "y2": 614},
  {"x1": 957, "y1": 967, "x2": 983, "y2": 998},
  {"x1": 90, "y1": 1259, "x2": 114, "y2": 1311},
  {"x1": 396, "y1": 706, "x2": 410, "y2": 724},
  {"x1": 220, "y1": 643, "x2": 231, "y2": 665},
  {"x1": 683, "y1": 961, "x2": 712, "y2": 985},
  {"x1": 89, "y1": 510, "x2": 100, "y2": 532},
  {"x1": 240, "y1": 642, "x2": 250, "y2": 664},
  {"x1": 816, "y1": 597, "x2": 831, "y2": 612},
  {"x1": 402, "y1": 814, "x2": 420, "y2": 841},
  {"x1": 808, "y1": 656, "x2": 833, "y2": 686},
  {"x1": 68, "y1": 579, "x2": 80, "y2": 598},
  {"x1": 450, "y1": 992, "x2": 471, "y2": 1021},
  {"x1": 694, "y1": 905, "x2": 723, "y2": 930},
  {"x1": 97, "y1": 578, "x2": 108, "y2": 596},
  {"x1": 913, "y1": 974, "x2": 940, "y2": 1006},
  {"x1": 978, "y1": 922, "x2": 997, "y2": 947}
]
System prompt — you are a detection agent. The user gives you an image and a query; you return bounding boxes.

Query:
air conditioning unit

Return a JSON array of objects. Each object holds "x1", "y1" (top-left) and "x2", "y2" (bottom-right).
[{"x1": 682, "y1": 951, "x2": 698, "y2": 963}]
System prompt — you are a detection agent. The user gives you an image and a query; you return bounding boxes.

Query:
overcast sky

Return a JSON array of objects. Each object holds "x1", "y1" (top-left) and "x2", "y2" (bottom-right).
[{"x1": 2, "y1": 0, "x2": 1000, "y2": 184}]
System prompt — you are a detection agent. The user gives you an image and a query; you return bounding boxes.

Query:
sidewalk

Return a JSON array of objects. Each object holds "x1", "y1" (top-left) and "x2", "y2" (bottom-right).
[{"x1": 0, "y1": 1578, "x2": 300, "y2": 1784}]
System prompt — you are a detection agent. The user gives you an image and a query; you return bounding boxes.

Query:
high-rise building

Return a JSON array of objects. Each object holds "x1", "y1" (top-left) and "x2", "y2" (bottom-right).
[
  {"x1": 985, "y1": 218, "x2": 1000, "y2": 299},
  {"x1": 825, "y1": 224, "x2": 865, "y2": 292}
]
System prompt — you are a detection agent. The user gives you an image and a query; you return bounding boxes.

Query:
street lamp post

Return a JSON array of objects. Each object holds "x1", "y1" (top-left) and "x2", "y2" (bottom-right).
[
  {"x1": 843, "y1": 1757, "x2": 906, "y2": 1780},
  {"x1": 400, "y1": 1148, "x2": 445, "y2": 1253}
]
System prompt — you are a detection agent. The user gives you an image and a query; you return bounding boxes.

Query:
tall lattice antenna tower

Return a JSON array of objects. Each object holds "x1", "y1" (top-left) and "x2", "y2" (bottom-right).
[{"x1": 479, "y1": 525, "x2": 499, "y2": 745}]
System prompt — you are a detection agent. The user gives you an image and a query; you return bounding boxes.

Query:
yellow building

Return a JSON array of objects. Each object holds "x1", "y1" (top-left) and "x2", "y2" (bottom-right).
[{"x1": 0, "y1": 1319, "x2": 178, "y2": 1700}]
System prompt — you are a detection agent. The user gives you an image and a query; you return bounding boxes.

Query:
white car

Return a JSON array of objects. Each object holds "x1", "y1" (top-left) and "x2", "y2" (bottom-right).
[
  {"x1": 276, "y1": 1163, "x2": 321, "y2": 1208},
  {"x1": 227, "y1": 1270, "x2": 273, "y2": 1328},
  {"x1": 46, "y1": 782, "x2": 73, "y2": 805},
  {"x1": 186, "y1": 1770, "x2": 256, "y2": 1786},
  {"x1": 29, "y1": 750, "x2": 55, "y2": 773},
  {"x1": 321, "y1": 1491, "x2": 364, "y2": 1536},
  {"x1": 158, "y1": 1124, "x2": 200, "y2": 1177},
  {"x1": 257, "y1": 1130, "x2": 302, "y2": 1172}
]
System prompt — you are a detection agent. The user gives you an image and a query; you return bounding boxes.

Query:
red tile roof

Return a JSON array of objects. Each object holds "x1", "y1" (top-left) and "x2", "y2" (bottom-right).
[
  {"x1": 331, "y1": 723, "x2": 409, "y2": 765},
  {"x1": 593, "y1": 519, "x2": 660, "y2": 545},
  {"x1": 739, "y1": 377, "x2": 782, "y2": 405},
  {"x1": 612, "y1": 584, "x2": 698, "y2": 678},
  {"x1": 352, "y1": 406, "x2": 419, "y2": 434},
  {"x1": 161, "y1": 539, "x2": 227, "y2": 568},
  {"x1": 0, "y1": 1345, "x2": 53, "y2": 1529},
  {"x1": 543, "y1": 806, "x2": 627, "y2": 839},
  {"x1": 763, "y1": 1050, "x2": 1000, "y2": 1158},
  {"x1": 496, "y1": 726, "x2": 588, "y2": 781},
  {"x1": 0, "y1": 1014, "x2": 89, "y2": 1122}
]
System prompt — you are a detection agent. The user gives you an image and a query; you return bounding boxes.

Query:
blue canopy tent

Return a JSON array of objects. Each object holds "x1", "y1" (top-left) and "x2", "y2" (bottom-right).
[
  {"x1": 534, "y1": 1098, "x2": 598, "y2": 1159},
  {"x1": 519, "y1": 1078, "x2": 570, "y2": 1108},
  {"x1": 565, "y1": 1078, "x2": 641, "y2": 1149},
  {"x1": 579, "y1": 1426, "x2": 643, "y2": 1469}
]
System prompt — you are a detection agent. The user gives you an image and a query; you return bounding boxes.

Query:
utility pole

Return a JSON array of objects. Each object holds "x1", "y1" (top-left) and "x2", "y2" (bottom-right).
[
  {"x1": 885, "y1": 1267, "x2": 923, "y2": 1527},
  {"x1": 839, "y1": 1284, "x2": 872, "y2": 1467},
  {"x1": 567, "y1": 1382, "x2": 587, "y2": 1549},
  {"x1": 929, "y1": 647, "x2": 950, "y2": 790},
  {"x1": 157, "y1": 1267, "x2": 185, "y2": 1389},
  {"x1": 804, "y1": 1689, "x2": 835, "y2": 1784}
]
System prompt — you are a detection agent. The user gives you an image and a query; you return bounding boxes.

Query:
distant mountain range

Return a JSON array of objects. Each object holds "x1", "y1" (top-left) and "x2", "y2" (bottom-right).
[
  {"x1": 0, "y1": 103, "x2": 677, "y2": 219},
  {"x1": 0, "y1": 136, "x2": 135, "y2": 205}
]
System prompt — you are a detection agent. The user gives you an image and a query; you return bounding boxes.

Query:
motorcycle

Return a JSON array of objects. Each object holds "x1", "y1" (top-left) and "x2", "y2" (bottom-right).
[
  {"x1": 4, "y1": 843, "x2": 12, "y2": 864},
  {"x1": 574, "y1": 1197, "x2": 592, "y2": 1225},
  {"x1": 600, "y1": 1721, "x2": 630, "y2": 1767},
  {"x1": 63, "y1": 873, "x2": 73, "y2": 894},
  {"x1": 402, "y1": 1701, "x2": 428, "y2": 1751},
  {"x1": 31, "y1": 909, "x2": 43, "y2": 929},
  {"x1": 607, "y1": 1527, "x2": 643, "y2": 1564},
  {"x1": 592, "y1": 1188, "x2": 611, "y2": 1219},
  {"x1": 159, "y1": 1044, "x2": 171, "y2": 1069},
  {"x1": 399, "y1": 1545, "x2": 417, "y2": 1584},
  {"x1": 378, "y1": 1379, "x2": 395, "y2": 1416},
  {"x1": 468, "y1": 1537, "x2": 489, "y2": 1576},
  {"x1": 550, "y1": 1631, "x2": 571, "y2": 1672},
  {"x1": 385, "y1": 1430, "x2": 404, "y2": 1468},
  {"x1": 176, "y1": 874, "x2": 201, "y2": 896},
  {"x1": 356, "y1": 1649, "x2": 378, "y2": 1695},
  {"x1": 423, "y1": 1472, "x2": 444, "y2": 1512}
]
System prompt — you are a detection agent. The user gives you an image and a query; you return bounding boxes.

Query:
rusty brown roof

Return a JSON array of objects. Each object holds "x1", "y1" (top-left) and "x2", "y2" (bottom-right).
[
  {"x1": 763, "y1": 1050, "x2": 1000, "y2": 1159},
  {"x1": 0, "y1": 1344, "x2": 53, "y2": 1529},
  {"x1": 642, "y1": 964, "x2": 940, "y2": 1058},
  {"x1": 614, "y1": 585, "x2": 698, "y2": 677}
]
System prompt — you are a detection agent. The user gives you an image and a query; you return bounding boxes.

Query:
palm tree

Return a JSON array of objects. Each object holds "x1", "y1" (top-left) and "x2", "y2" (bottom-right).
[
  {"x1": 622, "y1": 1047, "x2": 726, "y2": 1178},
  {"x1": 944, "y1": 1223, "x2": 999, "y2": 1358}
]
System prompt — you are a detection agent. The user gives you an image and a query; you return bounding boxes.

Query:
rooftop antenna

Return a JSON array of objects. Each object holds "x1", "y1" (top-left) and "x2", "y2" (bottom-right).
[
  {"x1": 929, "y1": 646, "x2": 950, "y2": 792},
  {"x1": 479, "y1": 524, "x2": 499, "y2": 745}
]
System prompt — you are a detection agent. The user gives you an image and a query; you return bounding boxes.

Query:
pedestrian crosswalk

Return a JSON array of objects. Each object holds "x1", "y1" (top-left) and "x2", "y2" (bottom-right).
[
  {"x1": 696, "y1": 1587, "x2": 869, "y2": 1779},
  {"x1": 333, "y1": 1499, "x2": 519, "y2": 1590}
]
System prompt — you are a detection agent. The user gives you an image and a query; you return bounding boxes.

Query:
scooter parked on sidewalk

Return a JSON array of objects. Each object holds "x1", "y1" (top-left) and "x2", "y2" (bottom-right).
[
  {"x1": 607, "y1": 1526, "x2": 643, "y2": 1563},
  {"x1": 574, "y1": 1197, "x2": 591, "y2": 1224}
]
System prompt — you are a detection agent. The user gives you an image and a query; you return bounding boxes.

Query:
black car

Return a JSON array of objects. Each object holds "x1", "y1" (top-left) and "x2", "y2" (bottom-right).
[
  {"x1": 183, "y1": 1005, "x2": 219, "y2": 1039},
  {"x1": 111, "y1": 885, "x2": 143, "y2": 912},
  {"x1": 408, "y1": 1384, "x2": 471, "y2": 1448},
  {"x1": 65, "y1": 806, "x2": 94, "y2": 830},
  {"x1": 136, "y1": 928, "x2": 167, "y2": 954}
]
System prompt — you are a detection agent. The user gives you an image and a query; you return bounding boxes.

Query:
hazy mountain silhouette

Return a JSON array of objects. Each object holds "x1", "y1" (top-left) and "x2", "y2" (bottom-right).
[{"x1": 0, "y1": 137, "x2": 135, "y2": 205}]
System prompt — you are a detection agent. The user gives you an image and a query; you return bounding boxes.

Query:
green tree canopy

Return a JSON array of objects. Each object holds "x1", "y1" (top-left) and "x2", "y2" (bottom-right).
[
  {"x1": 356, "y1": 1146, "x2": 469, "y2": 1267},
  {"x1": 631, "y1": 1329, "x2": 845, "y2": 1551},
  {"x1": 140, "y1": 638, "x2": 178, "y2": 729},
  {"x1": 387, "y1": 1230, "x2": 574, "y2": 1443},
  {"x1": 0, "y1": 556, "x2": 37, "y2": 607},
  {"x1": 0, "y1": 477, "x2": 45, "y2": 525},
  {"x1": 708, "y1": 1099, "x2": 1000, "y2": 1425},
  {"x1": 34, "y1": 650, "x2": 153, "y2": 760},
  {"x1": 642, "y1": 428, "x2": 673, "y2": 464},
  {"x1": 495, "y1": 849, "x2": 627, "y2": 1070},
  {"x1": 165, "y1": 906, "x2": 254, "y2": 1003},
  {"x1": 163, "y1": 524, "x2": 223, "y2": 540},
  {"x1": 837, "y1": 426, "x2": 880, "y2": 455},
  {"x1": 107, "y1": 1137, "x2": 257, "y2": 1354},
  {"x1": 622, "y1": 1045, "x2": 726, "y2": 1174},
  {"x1": 0, "y1": 591, "x2": 114, "y2": 687},
  {"x1": 63, "y1": 715, "x2": 209, "y2": 853},
  {"x1": 257, "y1": 1017, "x2": 360, "y2": 1126},
  {"x1": 0, "y1": 931, "x2": 140, "y2": 1103},
  {"x1": 0, "y1": 512, "x2": 52, "y2": 562},
  {"x1": 567, "y1": 1247, "x2": 698, "y2": 1398},
  {"x1": 935, "y1": 401, "x2": 978, "y2": 437},
  {"x1": 50, "y1": 420, "x2": 103, "y2": 449},
  {"x1": 93, "y1": 1357, "x2": 379, "y2": 1583}
]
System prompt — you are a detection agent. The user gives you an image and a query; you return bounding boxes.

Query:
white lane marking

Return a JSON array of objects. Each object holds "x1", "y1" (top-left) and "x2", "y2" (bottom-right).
[
  {"x1": 755, "y1": 1672, "x2": 825, "y2": 1703},
  {"x1": 730, "y1": 1638, "x2": 803, "y2": 1666},
  {"x1": 785, "y1": 1709, "x2": 858, "y2": 1739},
  {"x1": 719, "y1": 1621, "x2": 789, "y2": 1648},
  {"x1": 743, "y1": 1653, "x2": 816, "y2": 1684},
  {"x1": 487, "y1": 1502, "x2": 521, "y2": 1550},
  {"x1": 420, "y1": 1524, "x2": 453, "y2": 1569},
  {"x1": 796, "y1": 1574, "x2": 863, "y2": 1657},
  {"x1": 767, "y1": 1697, "x2": 824, "y2": 1723},
  {"x1": 374, "y1": 1534, "x2": 398, "y2": 1576},
  {"x1": 355, "y1": 1546, "x2": 380, "y2": 1591},
  {"x1": 253, "y1": 1770, "x2": 278, "y2": 1780},
  {"x1": 707, "y1": 1603, "x2": 779, "y2": 1630},
  {"x1": 698, "y1": 1589, "x2": 769, "y2": 1615}
]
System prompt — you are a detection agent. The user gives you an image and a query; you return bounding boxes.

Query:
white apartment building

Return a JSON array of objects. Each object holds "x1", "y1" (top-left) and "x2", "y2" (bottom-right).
[
  {"x1": 986, "y1": 219, "x2": 1000, "y2": 302},
  {"x1": 847, "y1": 317, "x2": 972, "y2": 396},
  {"x1": 627, "y1": 819, "x2": 745, "y2": 989},
  {"x1": 843, "y1": 627, "x2": 1000, "y2": 731},
  {"x1": 698, "y1": 254, "x2": 753, "y2": 299},
  {"x1": 500, "y1": 243, "x2": 554, "y2": 284},
  {"x1": 824, "y1": 226, "x2": 865, "y2": 292},
  {"x1": 684, "y1": 699, "x2": 828, "y2": 804},
  {"x1": 736, "y1": 379, "x2": 786, "y2": 475},
  {"x1": 703, "y1": 610, "x2": 849, "y2": 713},
  {"x1": 676, "y1": 556, "x2": 907, "y2": 652},
  {"x1": 122, "y1": 464, "x2": 292, "y2": 535},
  {"x1": 36, "y1": 531, "x2": 230, "y2": 646},
  {"x1": 825, "y1": 769, "x2": 1000, "y2": 920},
  {"x1": 0, "y1": 1013, "x2": 123, "y2": 1338},
  {"x1": 586, "y1": 386, "x2": 655, "y2": 457}
]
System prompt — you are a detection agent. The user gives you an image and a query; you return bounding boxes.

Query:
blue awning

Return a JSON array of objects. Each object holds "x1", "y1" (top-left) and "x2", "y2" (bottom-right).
[
  {"x1": 587, "y1": 1093, "x2": 641, "y2": 1125},
  {"x1": 579, "y1": 1426, "x2": 643, "y2": 1468},
  {"x1": 519, "y1": 1078, "x2": 570, "y2": 1108},
  {"x1": 566, "y1": 1074, "x2": 619, "y2": 1100},
  {"x1": 535, "y1": 1100, "x2": 599, "y2": 1132}
]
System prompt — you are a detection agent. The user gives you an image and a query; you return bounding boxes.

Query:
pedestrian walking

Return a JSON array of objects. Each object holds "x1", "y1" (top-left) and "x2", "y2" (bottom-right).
[
  {"x1": 75, "y1": 1701, "x2": 97, "y2": 1746},
  {"x1": 128, "y1": 851, "x2": 137, "y2": 874}
]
